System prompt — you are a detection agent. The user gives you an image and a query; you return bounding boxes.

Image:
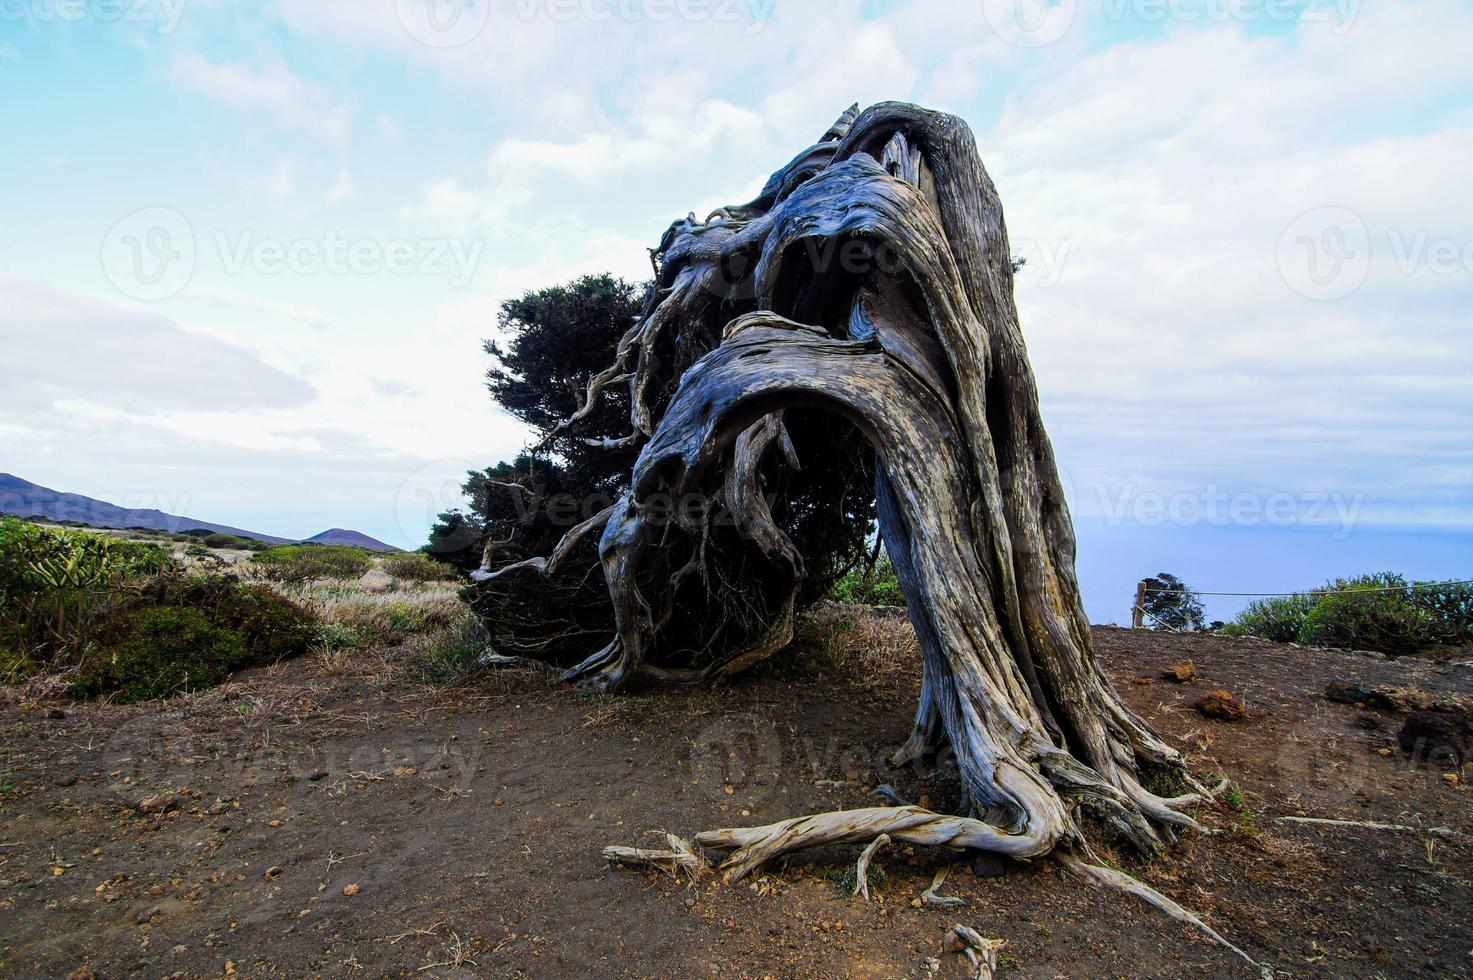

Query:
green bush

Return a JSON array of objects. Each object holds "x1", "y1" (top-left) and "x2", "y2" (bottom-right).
[
  {"x1": 0, "y1": 517, "x2": 174, "y2": 663},
  {"x1": 1224, "y1": 571, "x2": 1470, "y2": 657},
  {"x1": 251, "y1": 545, "x2": 373, "y2": 583},
  {"x1": 1298, "y1": 573, "x2": 1432, "y2": 657},
  {"x1": 157, "y1": 575, "x2": 319, "y2": 664},
  {"x1": 1409, "y1": 579, "x2": 1473, "y2": 644},
  {"x1": 1221, "y1": 594, "x2": 1316, "y2": 643},
  {"x1": 202, "y1": 532, "x2": 253, "y2": 550},
  {"x1": 381, "y1": 551, "x2": 457, "y2": 583},
  {"x1": 315, "y1": 622, "x2": 367, "y2": 651},
  {"x1": 73, "y1": 607, "x2": 246, "y2": 702},
  {"x1": 829, "y1": 556, "x2": 904, "y2": 607}
]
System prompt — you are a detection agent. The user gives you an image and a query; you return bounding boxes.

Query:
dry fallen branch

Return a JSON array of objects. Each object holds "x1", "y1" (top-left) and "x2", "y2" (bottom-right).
[
  {"x1": 947, "y1": 924, "x2": 1005, "y2": 980},
  {"x1": 602, "y1": 833, "x2": 709, "y2": 880}
]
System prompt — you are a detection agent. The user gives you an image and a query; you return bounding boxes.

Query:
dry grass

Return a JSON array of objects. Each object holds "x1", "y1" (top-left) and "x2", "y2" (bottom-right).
[{"x1": 783, "y1": 602, "x2": 919, "y2": 684}]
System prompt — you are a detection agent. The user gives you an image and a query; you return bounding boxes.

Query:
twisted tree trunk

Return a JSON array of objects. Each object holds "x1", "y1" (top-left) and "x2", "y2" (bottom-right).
[{"x1": 477, "y1": 102, "x2": 1210, "y2": 862}]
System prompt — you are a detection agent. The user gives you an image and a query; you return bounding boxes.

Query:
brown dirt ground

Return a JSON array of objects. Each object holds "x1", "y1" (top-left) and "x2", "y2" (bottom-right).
[{"x1": 2, "y1": 619, "x2": 1470, "y2": 979}]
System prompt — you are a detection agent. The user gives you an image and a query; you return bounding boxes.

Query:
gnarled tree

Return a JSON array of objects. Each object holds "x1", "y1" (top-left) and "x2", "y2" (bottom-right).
[{"x1": 473, "y1": 103, "x2": 1226, "y2": 891}]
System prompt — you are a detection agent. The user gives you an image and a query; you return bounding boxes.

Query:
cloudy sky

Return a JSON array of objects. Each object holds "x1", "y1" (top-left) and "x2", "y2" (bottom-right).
[{"x1": 2, "y1": 0, "x2": 1469, "y2": 621}]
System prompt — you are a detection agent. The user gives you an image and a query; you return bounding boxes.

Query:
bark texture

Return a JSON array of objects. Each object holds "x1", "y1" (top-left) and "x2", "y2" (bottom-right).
[{"x1": 477, "y1": 102, "x2": 1206, "y2": 857}]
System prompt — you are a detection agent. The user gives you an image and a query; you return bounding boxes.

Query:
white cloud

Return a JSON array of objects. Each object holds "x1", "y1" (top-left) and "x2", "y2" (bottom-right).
[{"x1": 170, "y1": 51, "x2": 353, "y2": 147}]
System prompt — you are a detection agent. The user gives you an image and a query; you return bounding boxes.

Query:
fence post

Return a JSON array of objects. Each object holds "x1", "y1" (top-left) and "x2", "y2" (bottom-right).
[{"x1": 1131, "y1": 580, "x2": 1147, "y2": 629}]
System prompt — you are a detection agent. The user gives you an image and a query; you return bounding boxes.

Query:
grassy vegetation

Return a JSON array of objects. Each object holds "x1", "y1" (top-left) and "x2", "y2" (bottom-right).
[{"x1": 1222, "y1": 572, "x2": 1473, "y2": 656}]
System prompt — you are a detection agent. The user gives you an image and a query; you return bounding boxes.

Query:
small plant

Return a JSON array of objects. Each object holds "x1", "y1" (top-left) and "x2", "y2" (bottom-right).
[
  {"x1": 1236, "y1": 808, "x2": 1260, "y2": 836},
  {"x1": 315, "y1": 621, "x2": 367, "y2": 651},
  {"x1": 829, "y1": 862, "x2": 887, "y2": 896},
  {"x1": 418, "y1": 616, "x2": 493, "y2": 684},
  {"x1": 1224, "y1": 783, "x2": 1246, "y2": 809}
]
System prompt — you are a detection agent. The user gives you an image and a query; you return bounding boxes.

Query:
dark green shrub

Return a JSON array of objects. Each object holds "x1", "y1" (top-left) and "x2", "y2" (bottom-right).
[
  {"x1": 251, "y1": 545, "x2": 373, "y2": 583},
  {"x1": 156, "y1": 575, "x2": 319, "y2": 664},
  {"x1": 0, "y1": 517, "x2": 175, "y2": 664},
  {"x1": 1221, "y1": 594, "x2": 1316, "y2": 643},
  {"x1": 202, "y1": 533, "x2": 254, "y2": 550},
  {"x1": 829, "y1": 556, "x2": 904, "y2": 606},
  {"x1": 1298, "y1": 573, "x2": 1433, "y2": 656},
  {"x1": 381, "y1": 551, "x2": 457, "y2": 583},
  {"x1": 1409, "y1": 579, "x2": 1473, "y2": 644},
  {"x1": 73, "y1": 607, "x2": 246, "y2": 703}
]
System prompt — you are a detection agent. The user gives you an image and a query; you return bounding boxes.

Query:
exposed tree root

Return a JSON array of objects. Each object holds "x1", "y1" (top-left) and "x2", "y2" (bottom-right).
[
  {"x1": 852, "y1": 833, "x2": 891, "y2": 900},
  {"x1": 1061, "y1": 857, "x2": 1271, "y2": 976},
  {"x1": 1276, "y1": 816, "x2": 1455, "y2": 837},
  {"x1": 920, "y1": 864, "x2": 965, "y2": 908}
]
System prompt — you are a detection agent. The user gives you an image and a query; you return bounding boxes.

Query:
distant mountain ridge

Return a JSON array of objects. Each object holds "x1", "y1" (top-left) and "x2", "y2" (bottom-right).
[{"x1": 0, "y1": 473, "x2": 398, "y2": 552}]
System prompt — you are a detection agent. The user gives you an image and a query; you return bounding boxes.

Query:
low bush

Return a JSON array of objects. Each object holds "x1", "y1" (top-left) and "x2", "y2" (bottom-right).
[
  {"x1": 72, "y1": 606, "x2": 246, "y2": 702},
  {"x1": 0, "y1": 517, "x2": 174, "y2": 664},
  {"x1": 1224, "y1": 571, "x2": 1472, "y2": 657},
  {"x1": 381, "y1": 551, "x2": 457, "y2": 583},
  {"x1": 829, "y1": 556, "x2": 905, "y2": 607},
  {"x1": 202, "y1": 532, "x2": 257, "y2": 550},
  {"x1": 251, "y1": 545, "x2": 373, "y2": 583},
  {"x1": 1221, "y1": 594, "x2": 1316, "y2": 643},
  {"x1": 0, "y1": 518, "x2": 320, "y2": 701}
]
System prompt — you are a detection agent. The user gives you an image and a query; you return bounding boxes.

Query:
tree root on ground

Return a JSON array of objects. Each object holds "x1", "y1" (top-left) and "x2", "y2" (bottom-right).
[{"x1": 852, "y1": 833, "x2": 891, "y2": 900}]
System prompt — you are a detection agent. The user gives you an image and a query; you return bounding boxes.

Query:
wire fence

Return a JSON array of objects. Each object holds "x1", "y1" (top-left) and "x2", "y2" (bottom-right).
[{"x1": 1141, "y1": 578, "x2": 1473, "y2": 599}]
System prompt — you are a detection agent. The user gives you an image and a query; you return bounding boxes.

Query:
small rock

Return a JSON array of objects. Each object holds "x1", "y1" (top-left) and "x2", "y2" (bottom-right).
[
  {"x1": 307, "y1": 771, "x2": 328, "y2": 782},
  {"x1": 263, "y1": 866, "x2": 283, "y2": 879},
  {"x1": 341, "y1": 883, "x2": 360, "y2": 896},
  {"x1": 1354, "y1": 715, "x2": 1382, "y2": 731},
  {"x1": 268, "y1": 819, "x2": 282, "y2": 829},
  {"x1": 1445, "y1": 773, "x2": 1461, "y2": 786},
  {"x1": 970, "y1": 852, "x2": 1019, "y2": 878},
  {"x1": 47, "y1": 708, "x2": 67, "y2": 720},
  {"x1": 54, "y1": 775, "x2": 78, "y2": 788},
  {"x1": 136, "y1": 794, "x2": 181, "y2": 815},
  {"x1": 1161, "y1": 661, "x2": 1196, "y2": 683},
  {"x1": 206, "y1": 801, "x2": 230, "y2": 816},
  {"x1": 1326, "y1": 680, "x2": 1373, "y2": 705},
  {"x1": 65, "y1": 969, "x2": 95, "y2": 980},
  {"x1": 135, "y1": 905, "x2": 163, "y2": 925},
  {"x1": 1377, "y1": 747, "x2": 1394, "y2": 757},
  {"x1": 1194, "y1": 689, "x2": 1246, "y2": 722}
]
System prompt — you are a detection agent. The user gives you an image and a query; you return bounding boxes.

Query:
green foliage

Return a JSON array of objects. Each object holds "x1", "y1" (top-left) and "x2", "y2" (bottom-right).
[
  {"x1": 157, "y1": 575, "x2": 319, "y2": 664},
  {"x1": 1224, "y1": 572, "x2": 1472, "y2": 657},
  {"x1": 0, "y1": 517, "x2": 174, "y2": 663},
  {"x1": 0, "y1": 517, "x2": 318, "y2": 700},
  {"x1": 202, "y1": 532, "x2": 258, "y2": 550},
  {"x1": 1221, "y1": 594, "x2": 1316, "y2": 643},
  {"x1": 1298, "y1": 573, "x2": 1433, "y2": 657},
  {"x1": 1140, "y1": 572, "x2": 1205, "y2": 631},
  {"x1": 73, "y1": 607, "x2": 246, "y2": 702},
  {"x1": 415, "y1": 615, "x2": 492, "y2": 684},
  {"x1": 381, "y1": 551, "x2": 457, "y2": 583},
  {"x1": 251, "y1": 544, "x2": 373, "y2": 583},
  {"x1": 829, "y1": 556, "x2": 904, "y2": 607}
]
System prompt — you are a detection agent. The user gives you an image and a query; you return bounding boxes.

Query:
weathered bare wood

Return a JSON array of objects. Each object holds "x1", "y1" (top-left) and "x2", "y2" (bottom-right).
[
  {"x1": 852, "y1": 833, "x2": 891, "y2": 901},
  {"x1": 487, "y1": 102, "x2": 1211, "y2": 873}
]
